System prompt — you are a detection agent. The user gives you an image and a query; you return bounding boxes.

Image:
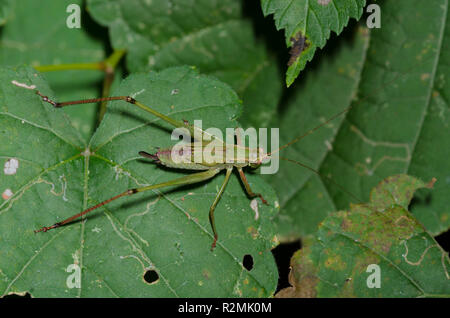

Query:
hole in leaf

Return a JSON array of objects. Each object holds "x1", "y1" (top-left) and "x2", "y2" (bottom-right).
[
  {"x1": 3, "y1": 292, "x2": 31, "y2": 298},
  {"x1": 243, "y1": 254, "x2": 254, "y2": 271},
  {"x1": 436, "y1": 229, "x2": 450, "y2": 252},
  {"x1": 271, "y1": 240, "x2": 302, "y2": 293},
  {"x1": 409, "y1": 188, "x2": 432, "y2": 210},
  {"x1": 143, "y1": 270, "x2": 159, "y2": 284}
]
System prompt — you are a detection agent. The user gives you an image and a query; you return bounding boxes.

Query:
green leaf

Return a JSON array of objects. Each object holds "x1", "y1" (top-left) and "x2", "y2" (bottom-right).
[
  {"x1": 0, "y1": 65, "x2": 279, "y2": 297},
  {"x1": 269, "y1": 23, "x2": 369, "y2": 239},
  {"x1": 320, "y1": 0, "x2": 450, "y2": 235},
  {"x1": 271, "y1": 0, "x2": 450, "y2": 238},
  {"x1": 277, "y1": 175, "x2": 450, "y2": 298},
  {"x1": 0, "y1": 0, "x2": 12, "y2": 26},
  {"x1": 261, "y1": 0, "x2": 366, "y2": 86},
  {"x1": 0, "y1": 0, "x2": 108, "y2": 141},
  {"x1": 86, "y1": 0, "x2": 283, "y2": 128}
]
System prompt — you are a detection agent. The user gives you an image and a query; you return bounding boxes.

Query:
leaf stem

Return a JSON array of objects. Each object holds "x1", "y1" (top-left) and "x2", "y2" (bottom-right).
[
  {"x1": 98, "y1": 49, "x2": 127, "y2": 123},
  {"x1": 33, "y1": 49, "x2": 127, "y2": 125},
  {"x1": 33, "y1": 49, "x2": 126, "y2": 73},
  {"x1": 104, "y1": 49, "x2": 126, "y2": 71},
  {"x1": 33, "y1": 62, "x2": 105, "y2": 72}
]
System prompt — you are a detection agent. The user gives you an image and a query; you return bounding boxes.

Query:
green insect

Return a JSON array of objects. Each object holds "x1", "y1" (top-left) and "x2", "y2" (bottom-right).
[
  {"x1": 32, "y1": 92, "x2": 280, "y2": 250},
  {"x1": 31, "y1": 83, "x2": 358, "y2": 251},
  {"x1": 34, "y1": 53, "x2": 413, "y2": 251},
  {"x1": 32, "y1": 55, "x2": 418, "y2": 250}
]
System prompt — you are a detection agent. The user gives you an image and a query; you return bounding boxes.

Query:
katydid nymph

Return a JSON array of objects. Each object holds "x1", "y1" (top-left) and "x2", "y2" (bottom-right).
[
  {"x1": 30, "y1": 88, "x2": 353, "y2": 251},
  {"x1": 29, "y1": 51, "x2": 424, "y2": 251}
]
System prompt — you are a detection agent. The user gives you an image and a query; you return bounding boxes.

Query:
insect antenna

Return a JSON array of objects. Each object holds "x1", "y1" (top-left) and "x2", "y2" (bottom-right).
[
  {"x1": 267, "y1": 106, "x2": 351, "y2": 158},
  {"x1": 266, "y1": 55, "x2": 435, "y2": 158},
  {"x1": 279, "y1": 156, "x2": 362, "y2": 203}
]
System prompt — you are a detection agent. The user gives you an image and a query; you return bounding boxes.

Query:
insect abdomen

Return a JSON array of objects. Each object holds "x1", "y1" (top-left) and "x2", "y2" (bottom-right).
[{"x1": 155, "y1": 143, "x2": 255, "y2": 170}]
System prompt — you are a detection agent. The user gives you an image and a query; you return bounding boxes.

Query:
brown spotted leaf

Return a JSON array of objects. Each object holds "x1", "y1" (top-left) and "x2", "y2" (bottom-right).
[
  {"x1": 277, "y1": 174, "x2": 450, "y2": 298},
  {"x1": 370, "y1": 175, "x2": 436, "y2": 212}
]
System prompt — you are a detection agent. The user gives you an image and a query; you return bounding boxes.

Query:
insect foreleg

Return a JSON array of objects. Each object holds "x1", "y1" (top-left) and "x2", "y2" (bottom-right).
[
  {"x1": 237, "y1": 167, "x2": 267, "y2": 205},
  {"x1": 233, "y1": 128, "x2": 267, "y2": 204}
]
